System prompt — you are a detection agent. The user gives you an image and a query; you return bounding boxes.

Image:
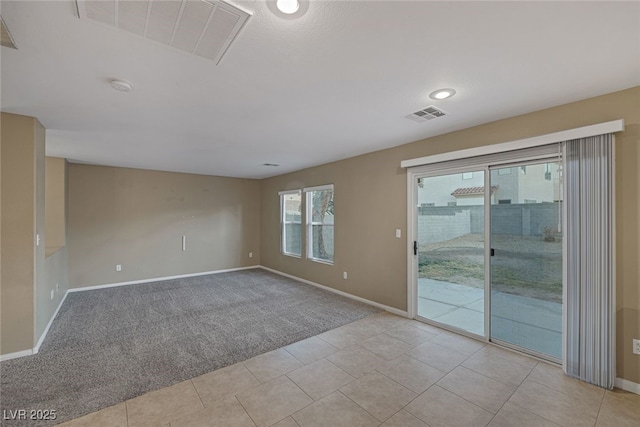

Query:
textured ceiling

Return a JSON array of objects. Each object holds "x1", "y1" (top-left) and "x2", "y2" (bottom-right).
[{"x1": 1, "y1": 1, "x2": 639, "y2": 179}]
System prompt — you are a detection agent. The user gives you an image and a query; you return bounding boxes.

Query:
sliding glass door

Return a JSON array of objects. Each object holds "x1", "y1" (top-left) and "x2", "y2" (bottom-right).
[
  {"x1": 416, "y1": 171, "x2": 486, "y2": 336},
  {"x1": 489, "y1": 162, "x2": 563, "y2": 360},
  {"x1": 412, "y1": 158, "x2": 563, "y2": 361}
]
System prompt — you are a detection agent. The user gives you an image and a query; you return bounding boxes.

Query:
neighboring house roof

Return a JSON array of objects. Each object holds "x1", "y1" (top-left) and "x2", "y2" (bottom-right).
[{"x1": 451, "y1": 186, "x2": 498, "y2": 197}]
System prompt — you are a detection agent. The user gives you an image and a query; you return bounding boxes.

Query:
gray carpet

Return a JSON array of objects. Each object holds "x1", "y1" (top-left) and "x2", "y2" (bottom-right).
[{"x1": 0, "y1": 269, "x2": 380, "y2": 426}]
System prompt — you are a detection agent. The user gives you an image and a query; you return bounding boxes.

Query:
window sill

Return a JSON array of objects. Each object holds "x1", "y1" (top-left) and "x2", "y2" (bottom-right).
[
  {"x1": 283, "y1": 252, "x2": 301, "y2": 259},
  {"x1": 308, "y1": 257, "x2": 334, "y2": 265}
]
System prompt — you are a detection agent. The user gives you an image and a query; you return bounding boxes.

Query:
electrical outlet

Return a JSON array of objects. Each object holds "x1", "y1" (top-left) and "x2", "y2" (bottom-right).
[
  {"x1": 395, "y1": 229, "x2": 401, "y2": 238},
  {"x1": 249, "y1": 252, "x2": 253, "y2": 258},
  {"x1": 343, "y1": 272, "x2": 348, "y2": 279},
  {"x1": 116, "y1": 264, "x2": 122, "y2": 272},
  {"x1": 50, "y1": 290, "x2": 54, "y2": 300},
  {"x1": 633, "y1": 339, "x2": 640, "y2": 355}
]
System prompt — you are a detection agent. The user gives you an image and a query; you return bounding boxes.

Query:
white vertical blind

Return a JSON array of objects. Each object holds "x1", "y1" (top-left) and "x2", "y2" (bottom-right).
[{"x1": 564, "y1": 133, "x2": 615, "y2": 389}]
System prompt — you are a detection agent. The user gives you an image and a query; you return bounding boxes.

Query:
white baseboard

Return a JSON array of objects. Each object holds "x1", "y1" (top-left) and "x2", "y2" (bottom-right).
[
  {"x1": 260, "y1": 266, "x2": 408, "y2": 318},
  {"x1": 2, "y1": 291, "x2": 69, "y2": 361},
  {"x1": 33, "y1": 290, "x2": 69, "y2": 354},
  {"x1": 615, "y1": 377, "x2": 640, "y2": 395},
  {"x1": 68, "y1": 265, "x2": 261, "y2": 293},
  {"x1": 0, "y1": 349, "x2": 33, "y2": 362}
]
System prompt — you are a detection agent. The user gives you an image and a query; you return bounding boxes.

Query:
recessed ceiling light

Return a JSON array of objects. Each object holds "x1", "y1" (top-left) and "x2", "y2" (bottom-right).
[
  {"x1": 267, "y1": 0, "x2": 309, "y2": 19},
  {"x1": 110, "y1": 79, "x2": 133, "y2": 92},
  {"x1": 263, "y1": 163, "x2": 280, "y2": 167},
  {"x1": 276, "y1": 0, "x2": 299, "y2": 14},
  {"x1": 429, "y1": 88, "x2": 456, "y2": 100}
]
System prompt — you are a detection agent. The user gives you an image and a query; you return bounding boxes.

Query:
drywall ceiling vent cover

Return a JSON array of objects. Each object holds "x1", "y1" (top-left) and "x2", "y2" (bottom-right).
[
  {"x1": 1, "y1": 16, "x2": 18, "y2": 49},
  {"x1": 76, "y1": 0, "x2": 250, "y2": 64},
  {"x1": 406, "y1": 106, "x2": 448, "y2": 123}
]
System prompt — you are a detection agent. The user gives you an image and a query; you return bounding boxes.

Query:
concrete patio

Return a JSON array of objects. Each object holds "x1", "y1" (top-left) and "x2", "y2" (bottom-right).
[{"x1": 418, "y1": 278, "x2": 562, "y2": 359}]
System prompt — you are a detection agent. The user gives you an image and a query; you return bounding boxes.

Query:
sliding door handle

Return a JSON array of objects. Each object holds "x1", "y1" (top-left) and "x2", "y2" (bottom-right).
[{"x1": 413, "y1": 241, "x2": 418, "y2": 256}]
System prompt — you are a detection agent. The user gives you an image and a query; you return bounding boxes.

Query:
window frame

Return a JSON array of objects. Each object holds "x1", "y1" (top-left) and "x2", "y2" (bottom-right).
[
  {"x1": 304, "y1": 184, "x2": 334, "y2": 265},
  {"x1": 279, "y1": 189, "x2": 302, "y2": 258}
]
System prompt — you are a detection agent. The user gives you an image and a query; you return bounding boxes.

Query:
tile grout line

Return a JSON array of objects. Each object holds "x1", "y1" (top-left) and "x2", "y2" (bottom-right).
[
  {"x1": 482, "y1": 342, "x2": 549, "y2": 369},
  {"x1": 481, "y1": 360, "x2": 537, "y2": 426},
  {"x1": 286, "y1": 415, "x2": 302, "y2": 427},
  {"x1": 279, "y1": 374, "x2": 318, "y2": 427},
  {"x1": 459, "y1": 362, "x2": 528, "y2": 389},
  {"x1": 367, "y1": 361, "x2": 430, "y2": 424},
  {"x1": 401, "y1": 382, "x2": 440, "y2": 425},
  {"x1": 593, "y1": 385, "x2": 607, "y2": 427},
  {"x1": 234, "y1": 396, "x2": 259, "y2": 427},
  {"x1": 288, "y1": 373, "x2": 317, "y2": 404},
  {"x1": 526, "y1": 367, "x2": 607, "y2": 408},
  {"x1": 334, "y1": 389, "x2": 383, "y2": 424},
  {"x1": 504, "y1": 362, "x2": 569, "y2": 426},
  {"x1": 189, "y1": 379, "x2": 206, "y2": 409},
  {"x1": 366, "y1": 367, "x2": 421, "y2": 398},
  {"x1": 282, "y1": 346, "x2": 309, "y2": 366},
  {"x1": 421, "y1": 348, "x2": 507, "y2": 420},
  {"x1": 242, "y1": 360, "x2": 263, "y2": 385},
  {"x1": 507, "y1": 400, "x2": 563, "y2": 426},
  {"x1": 432, "y1": 378, "x2": 495, "y2": 418}
]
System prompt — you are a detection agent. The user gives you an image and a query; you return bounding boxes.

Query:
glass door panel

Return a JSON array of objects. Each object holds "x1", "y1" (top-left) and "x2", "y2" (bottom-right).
[
  {"x1": 416, "y1": 171, "x2": 485, "y2": 336},
  {"x1": 489, "y1": 162, "x2": 563, "y2": 360}
]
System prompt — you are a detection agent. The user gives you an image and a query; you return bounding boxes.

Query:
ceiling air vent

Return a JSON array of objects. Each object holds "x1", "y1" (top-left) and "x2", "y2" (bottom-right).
[
  {"x1": 406, "y1": 105, "x2": 448, "y2": 123},
  {"x1": 1, "y1": 16, "x2": 17, "y2": 49},
  {"x1": 76, "y1": 0, "x2": 250, "y2": 64}
]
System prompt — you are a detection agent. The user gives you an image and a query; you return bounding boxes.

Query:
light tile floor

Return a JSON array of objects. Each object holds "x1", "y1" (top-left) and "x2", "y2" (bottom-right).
[{"x1": 59, "y1": 312, "x2": 639, "y2": 427}]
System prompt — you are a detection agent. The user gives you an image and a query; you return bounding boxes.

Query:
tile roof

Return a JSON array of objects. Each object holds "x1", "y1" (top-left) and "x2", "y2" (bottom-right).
[{"x1": 451, "y1": 186, "x2": 498, "y2": 196}]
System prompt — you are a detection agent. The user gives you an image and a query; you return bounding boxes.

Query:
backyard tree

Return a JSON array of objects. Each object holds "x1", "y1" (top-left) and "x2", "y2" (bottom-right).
[{"x1": 312, "y1": 190, "x2": 334, "y2": 259}]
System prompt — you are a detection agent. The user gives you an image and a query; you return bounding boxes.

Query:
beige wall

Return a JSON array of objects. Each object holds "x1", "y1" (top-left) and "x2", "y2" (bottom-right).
[
  {"x1": 37, "y1": 158, "x2": 69, "y2": 341},
  {"x1": 1, "y1": 113, "x2": 38, "y2": 354},
  {"x1": 40, "y1": 248, "x2": 69, "y2": 341},
  {"x1": 0, "y1": 113, "x2": 2, "y2": 355},
  {"x1": 0, "y1": 114, "x2": 68, "y2": 355},
  {"x1": 261, "y1": 86, "x2": 640, "y2": 383},
  {"x1": 46, "y1": 157, "x2": 67, "y2": 253},
  {"x1": 33, "y1": 121, "x2": 48, "y2": 348},
  {"x1": 68, "y1": 165, "x2": 261, "y2": 288}
]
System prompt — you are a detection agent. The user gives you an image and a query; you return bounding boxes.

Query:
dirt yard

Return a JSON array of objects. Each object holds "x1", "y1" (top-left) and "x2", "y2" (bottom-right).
[{"x1": 419, "y1": 233, "x2": 563, "y2": 303}]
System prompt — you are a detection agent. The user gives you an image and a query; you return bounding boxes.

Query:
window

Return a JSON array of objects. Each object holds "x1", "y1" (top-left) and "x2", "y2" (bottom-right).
[
  {"x1": 280, "y1": 190, "x2": 302, "y2": 257},
  {"x1": 447, "y1": 201, "x2": 457, "y2": 207},
  {"x1": 305, "y1": 185, "x2": 334, "y2": 263},
  {"x1": 462, "y1": 172, "x2": 473, "y2": 180},
  {"x1": 498, "y1": 199, "x2": 512, "y2": 204}
]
